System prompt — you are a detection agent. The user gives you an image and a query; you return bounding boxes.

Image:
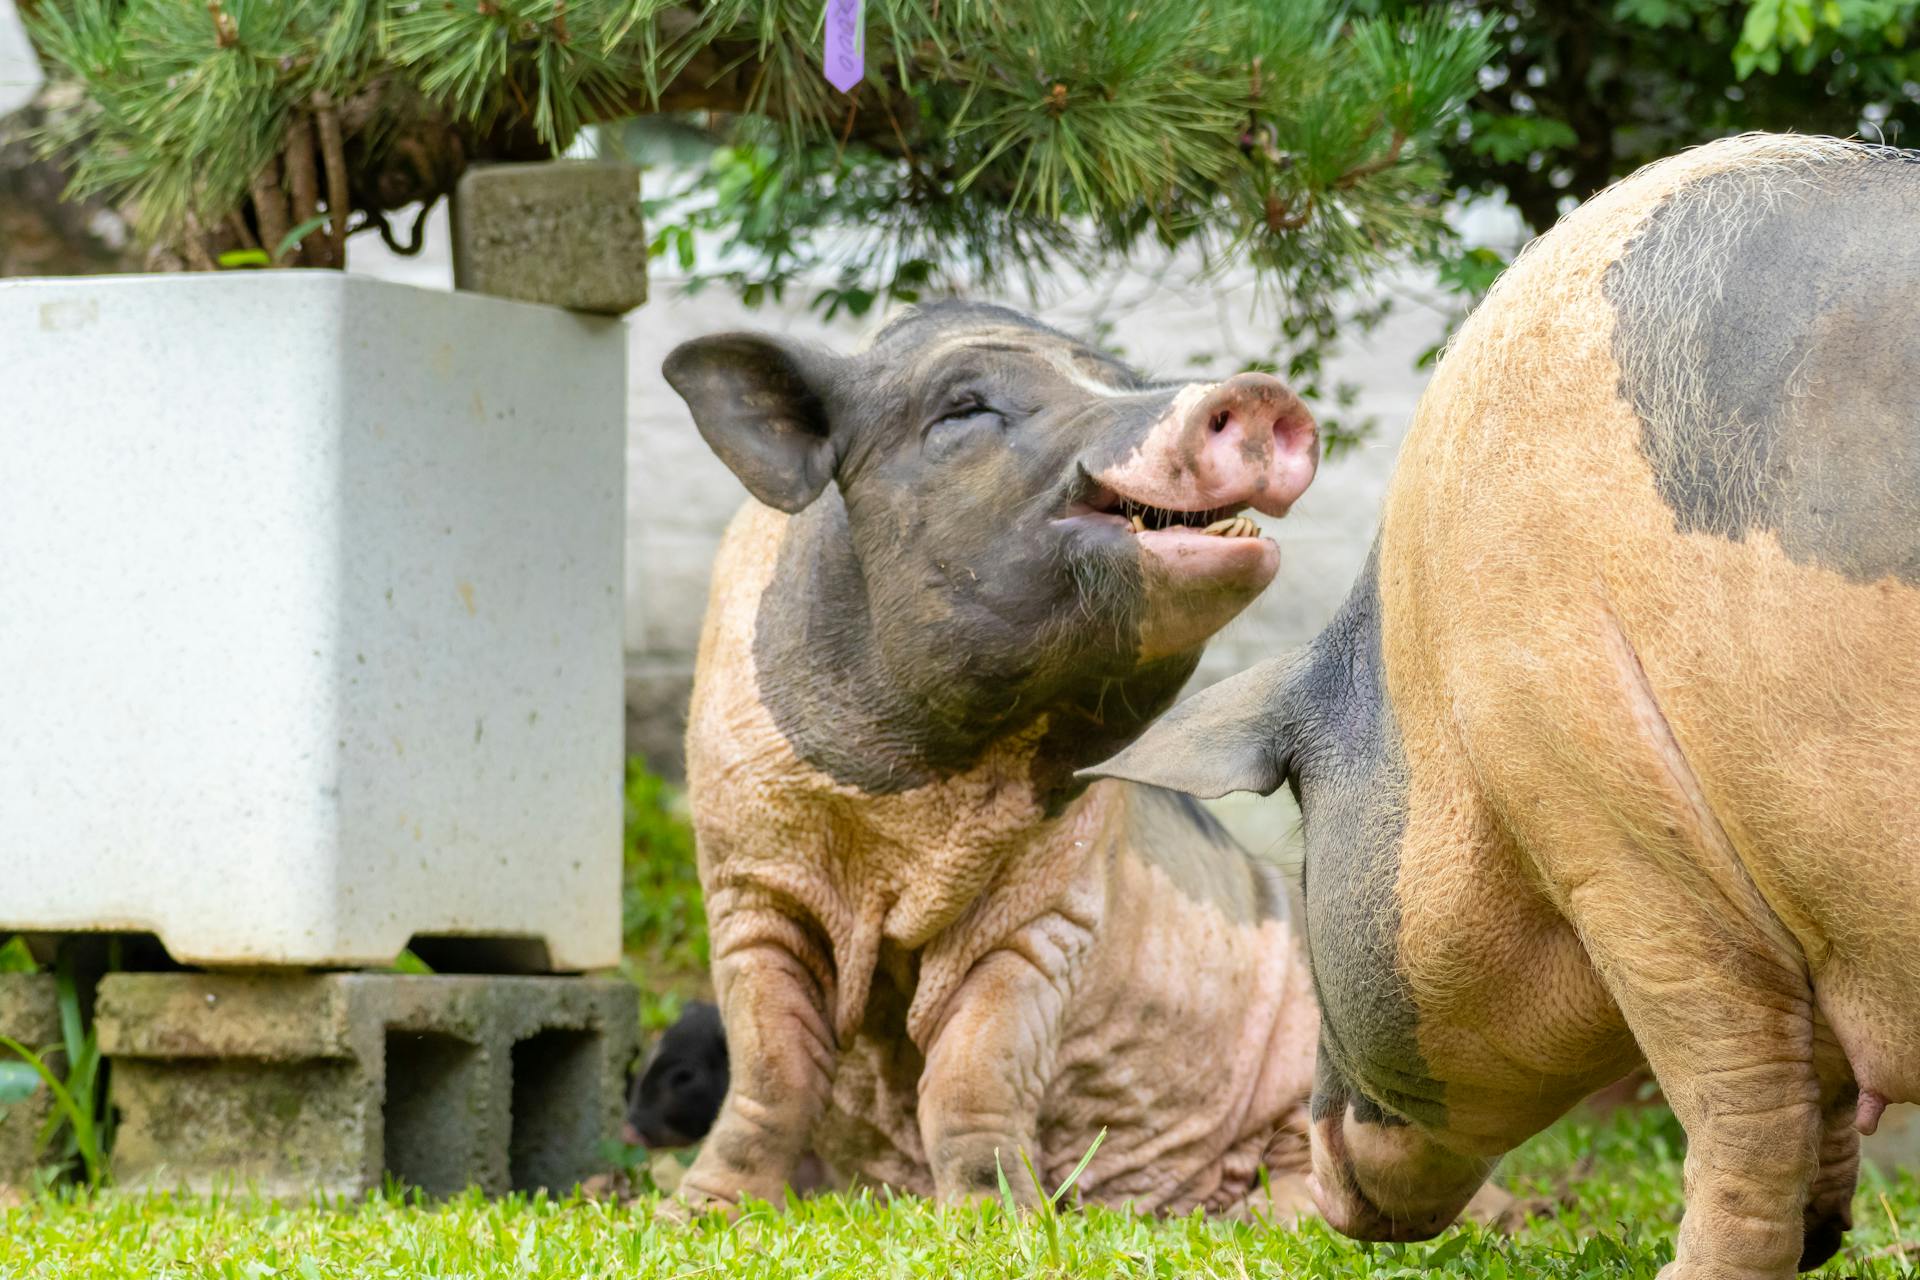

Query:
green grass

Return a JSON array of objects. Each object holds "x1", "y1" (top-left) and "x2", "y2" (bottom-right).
[
  {"x1": 620, "y1": 758, "x2": 712, "y2": 1034},
  {"x1": 10, "y1": 770, "x2": 1918, "y2": 1276},
  {"x1": 5, "y1": 1106, "x2": 1920, "y2": 1278}
]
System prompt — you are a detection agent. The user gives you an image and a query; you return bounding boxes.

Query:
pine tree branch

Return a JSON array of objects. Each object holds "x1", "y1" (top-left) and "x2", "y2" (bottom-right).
[
  {"x1": 21, "y1": 0, "x2": 1485, "y2": 282},
  {"x1": 1332, "y1": 130, "x2": 1408, "y2": 190}
]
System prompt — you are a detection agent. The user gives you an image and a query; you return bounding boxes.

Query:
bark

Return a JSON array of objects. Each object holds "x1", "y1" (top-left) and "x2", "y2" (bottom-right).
[
  {"x1": 249, "y1": 155, "x2": 291, "y2": 265},
  {"x1": 313, "y1": 92, "x2": 349, "y2": 264},
  {"x1": 283, "y1": 110, "x2": 328, "y2": 267}
]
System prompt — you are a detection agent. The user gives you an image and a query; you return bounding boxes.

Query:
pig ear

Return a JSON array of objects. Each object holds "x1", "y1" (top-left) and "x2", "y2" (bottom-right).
[
  {"x1": 663, "y1": 333, "x2": 844, "y2": 513},
  {"x1": 1078, "y1": 656, "x2": 1302, "y2": 798}
]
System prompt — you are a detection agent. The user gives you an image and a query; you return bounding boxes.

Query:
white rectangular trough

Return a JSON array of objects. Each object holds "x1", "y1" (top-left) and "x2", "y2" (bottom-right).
[{"x1": 0, "y1": 272, "x2": 625, "y2": 971}]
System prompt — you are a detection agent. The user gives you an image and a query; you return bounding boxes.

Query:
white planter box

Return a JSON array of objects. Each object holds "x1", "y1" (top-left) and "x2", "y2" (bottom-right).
[{"x1": 0, "y1": 273, "x2": 625, "y2": 971}]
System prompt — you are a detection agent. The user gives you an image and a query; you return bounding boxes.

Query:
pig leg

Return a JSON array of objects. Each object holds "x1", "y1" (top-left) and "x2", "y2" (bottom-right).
[
  {"x1": 1799, "y1": 1015, "x2": 1860, "y2": 1270},
  {"x1": 916, "y1": 945, "x2": 1069, "y2": 1207},
  {"x1": 674, "y1": 909, "x2": 838, "y2": 1215},
  {"x1": 1557, "y1": 863, "x2": 1821, "y2": 1280}
]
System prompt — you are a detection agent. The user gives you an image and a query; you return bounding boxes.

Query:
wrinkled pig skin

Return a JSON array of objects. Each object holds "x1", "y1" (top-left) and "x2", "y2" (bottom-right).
[
  {"x1": 660, "y1": 303, "x2": 1325, "y2": 1217},
  {"x1": 1092, "y1": 135, "x2": 1920, "y2": 1279}
]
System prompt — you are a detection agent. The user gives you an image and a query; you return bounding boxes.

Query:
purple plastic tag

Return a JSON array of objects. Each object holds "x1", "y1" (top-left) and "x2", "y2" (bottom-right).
[{"x1": 824, "y1": 0, "x2": 864, "y2": 93}]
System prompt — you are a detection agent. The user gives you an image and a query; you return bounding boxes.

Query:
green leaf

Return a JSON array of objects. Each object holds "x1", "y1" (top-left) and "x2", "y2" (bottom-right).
[
  {"x1": 55, "y1": 952, "x2": 83, "y2": 1075},
  {"x1": 1423, "y1": 1231, "x2": 1471, "y2": 1266},
  {"x1": 217, "y1": 248, "x2": 271, "y2": 269},
  {"x1": 1781, "y1": 0, "x2": 1817, "y2": 43},
  {"x1": 0, "y1": 1060, "x2": 43, "y2": 1106},
  {"x1": 1050, "y1": 1127, "x2": 1105, "y2": 1207},
  {"x1": 1467, "y1": 112, "x2": 1580, "y2": 165},
  {"x1": 275, "y1": 215, "x2": 333, "y2": 262},
  {"x1": 1613, "y1": 0, "x2": 1695, "y2": 27},
  {"x1": 1436, "y1": 245, "x2": 1509, "y2": 296},
  {"x1": 1742, "y1": 0, "x2": 1783, "y2": 51},
  {"x1": 389, "y1": 949, "x2": 434, "y2": 976},
  {"x1": 0, "y1": 936, "x2": 37, "y2": 975},
  {"x1": 1017, "y1": 1145, "x2": 1050, "y2": 1214}
]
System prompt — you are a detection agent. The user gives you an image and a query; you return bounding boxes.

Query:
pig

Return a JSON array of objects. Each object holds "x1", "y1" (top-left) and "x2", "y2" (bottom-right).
[
  {"x1": 658, "y1": 301, "x2": 1325, "y2": 1216},
  {"x1": 625, "y1": 1001, "x2": 728, "y2": 1150},
  {"x1": 1089, "y1": 134, "x2": 1920, "y2": 1278}
]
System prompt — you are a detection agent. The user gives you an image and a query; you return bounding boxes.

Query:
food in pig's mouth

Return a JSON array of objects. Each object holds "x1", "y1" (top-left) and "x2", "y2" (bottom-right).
[
  {"x1": 1120, "y1": 501, "x2": 1264, "y2": 538},
  {"x1": 1060, "y1": 484, "x2": 1270, "y2": 539}
]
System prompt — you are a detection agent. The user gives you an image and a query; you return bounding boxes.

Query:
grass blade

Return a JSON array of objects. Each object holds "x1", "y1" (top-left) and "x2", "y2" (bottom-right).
[{"x1": 1050, "y1": 1128, "x2": 1105, "y2": 1208}]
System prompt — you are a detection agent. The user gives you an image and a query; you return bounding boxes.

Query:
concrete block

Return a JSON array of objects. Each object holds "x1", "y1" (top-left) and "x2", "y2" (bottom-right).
[
  {"x1": 0, "y1": 273, "x2": 626, "y2": 971},
  {"x1": 0, "y1": 974, "x2": 60, "y2": 1188},
  {"x1": 453, "y1": 162, "x2": 647, "y2": 315},
  {"x1": 97, "y1": 972, "x2": 639, "y2": 1198}
]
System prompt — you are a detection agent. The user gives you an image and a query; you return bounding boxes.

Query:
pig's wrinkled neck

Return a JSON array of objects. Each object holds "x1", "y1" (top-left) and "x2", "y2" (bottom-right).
[
  {"x1": 751, "y1": 494, "x2": 1199, "y2": 806},
  {"x1": 751, "y1": 497, "x2": 934, "y2": 792}
]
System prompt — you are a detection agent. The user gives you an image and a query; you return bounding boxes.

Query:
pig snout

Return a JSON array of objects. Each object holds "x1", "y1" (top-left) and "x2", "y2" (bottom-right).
[
  {"x1": 1308, "y1": 1101, "x2": 1491, "y2": 1243},
  {"x1": 1189, "y1": 373, "x2": 1319, "y2": 516},
  {"x1": 1098, "y1": 372, "x2": 1318, "y2": 518}
]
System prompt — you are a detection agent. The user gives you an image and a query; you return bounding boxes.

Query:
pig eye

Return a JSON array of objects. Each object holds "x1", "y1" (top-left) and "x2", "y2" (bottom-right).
[{"x1": 928, "y1": 393, "x2": 1002, "y2": 430}]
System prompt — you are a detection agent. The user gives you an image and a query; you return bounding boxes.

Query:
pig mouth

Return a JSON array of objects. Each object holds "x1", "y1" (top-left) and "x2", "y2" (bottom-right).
[
  {"x1": 1051, "y1": 472, "x2": 1280, "y2": 654},
  {"x1": 1056, "y1": 481, "x2": 1268, "y2": 542}
]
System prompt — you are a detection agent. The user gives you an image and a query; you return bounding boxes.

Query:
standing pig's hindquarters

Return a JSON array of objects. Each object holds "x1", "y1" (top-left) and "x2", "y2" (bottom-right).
[{"x1": 1083, "y1": 134, "x2": 1920, "y2": 1280}]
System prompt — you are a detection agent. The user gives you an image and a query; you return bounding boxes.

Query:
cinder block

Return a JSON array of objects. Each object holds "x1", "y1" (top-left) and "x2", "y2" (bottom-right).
[
  {"x1": 0, "y1": 973, "x2": 60, "y2": 1188},
  {"x1": 453, "y1": 162, "x2": 648, "y2": 315},
  {"x1": 97, "y1": 973, "x2": 639, "y2": 1198}
]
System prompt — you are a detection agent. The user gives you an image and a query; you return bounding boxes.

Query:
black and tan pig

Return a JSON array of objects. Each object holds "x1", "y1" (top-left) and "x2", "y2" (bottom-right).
[
  {"x1": 658, "y1": 303, "x2": 1325, "y2": 1215},
  {"x1": 1093, "y1": 135, "x2": 1920, "y2": 1277}
]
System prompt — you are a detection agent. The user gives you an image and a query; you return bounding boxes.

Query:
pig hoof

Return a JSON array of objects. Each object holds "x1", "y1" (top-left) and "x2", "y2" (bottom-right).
[
  {"x1": 651, "y1": 1197, "x2": 697, "y2": 1226},
  {"x1": 1798, "y1": 1214, "x2": 1847, "y2": 1271},
  {"x1": 658, "y1": 1186, "x2": 741, "y2": 1225}
]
